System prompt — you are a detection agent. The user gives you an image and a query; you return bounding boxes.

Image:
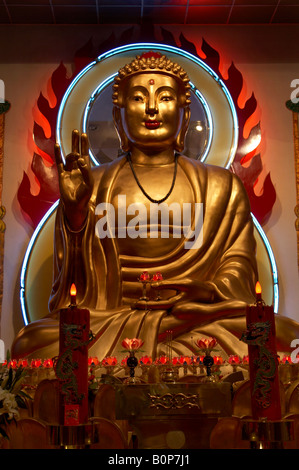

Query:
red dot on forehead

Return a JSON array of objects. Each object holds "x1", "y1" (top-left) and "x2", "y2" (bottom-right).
[{"x1": 149, "y1": 79, "x2": 155, "y2": 85}]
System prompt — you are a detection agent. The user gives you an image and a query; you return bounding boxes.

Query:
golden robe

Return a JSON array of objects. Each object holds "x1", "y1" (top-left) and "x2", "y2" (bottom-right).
[{"x1": 12, "y1": 155, "x2": 298, "y2": 361}]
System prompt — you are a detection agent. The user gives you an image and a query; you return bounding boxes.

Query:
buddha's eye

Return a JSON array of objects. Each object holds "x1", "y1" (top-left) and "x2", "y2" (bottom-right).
[
  {"x1": 132, "y1": 95, "x2": 144, "y2": 102},
  {"x1": 160, "y1": 95, "x2": 174, "y2": 102}
]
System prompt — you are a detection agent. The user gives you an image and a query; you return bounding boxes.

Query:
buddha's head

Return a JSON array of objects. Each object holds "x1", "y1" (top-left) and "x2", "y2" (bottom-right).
[{"x1": 112, "y1": 52, "x2": 191, "y2": 153}]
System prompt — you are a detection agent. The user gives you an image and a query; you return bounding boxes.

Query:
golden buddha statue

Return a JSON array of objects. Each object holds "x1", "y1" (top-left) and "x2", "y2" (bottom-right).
[{"x1": 12, "y1": 53, "x2": 299, "y2": 362}]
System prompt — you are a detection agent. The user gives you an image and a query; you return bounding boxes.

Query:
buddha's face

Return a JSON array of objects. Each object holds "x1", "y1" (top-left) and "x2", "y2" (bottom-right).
[{"x1": 118, "y1": 73, "x2": 188, "y2": 152}]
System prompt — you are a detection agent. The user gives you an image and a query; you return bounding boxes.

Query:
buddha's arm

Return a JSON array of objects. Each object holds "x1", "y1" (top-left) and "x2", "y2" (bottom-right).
[
  {"x1": 54, "y1": 130, "x2": 94, "y2": 232},
  {"x1": 49, "y1": 162, "x2": 112, "y2": 313}
]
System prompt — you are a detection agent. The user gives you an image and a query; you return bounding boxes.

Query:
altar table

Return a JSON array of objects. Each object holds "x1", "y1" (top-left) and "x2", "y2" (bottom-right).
[{"x1": 114, "y1": 382, "x2": 232, "y2": 449}]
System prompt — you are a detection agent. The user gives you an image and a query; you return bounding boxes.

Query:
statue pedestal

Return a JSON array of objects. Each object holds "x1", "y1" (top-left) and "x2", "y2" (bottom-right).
[{"x1": 115, "y1": 382, "x2": 232, "y2": 449}]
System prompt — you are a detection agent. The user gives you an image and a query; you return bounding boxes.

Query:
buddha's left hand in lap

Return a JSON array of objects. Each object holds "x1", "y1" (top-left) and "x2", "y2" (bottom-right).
[{"x1": 134, "y1": 278, "x2": 215, "y2": 310}]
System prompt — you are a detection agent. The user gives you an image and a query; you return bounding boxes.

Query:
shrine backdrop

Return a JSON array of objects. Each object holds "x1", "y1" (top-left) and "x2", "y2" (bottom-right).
[{"x1": 0, "y1": 23, "x2": 298, "y2": 353}]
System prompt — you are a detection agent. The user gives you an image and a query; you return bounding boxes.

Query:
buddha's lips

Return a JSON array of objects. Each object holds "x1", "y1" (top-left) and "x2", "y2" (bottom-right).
[{"x1": 145, "y1": 121, "x2": 160, "y2": 130}]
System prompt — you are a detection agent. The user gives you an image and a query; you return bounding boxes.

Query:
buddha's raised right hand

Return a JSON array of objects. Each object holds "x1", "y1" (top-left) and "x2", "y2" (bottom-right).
[{"x1": 54, "y1": 129, "x2": 94, "y2": 231}]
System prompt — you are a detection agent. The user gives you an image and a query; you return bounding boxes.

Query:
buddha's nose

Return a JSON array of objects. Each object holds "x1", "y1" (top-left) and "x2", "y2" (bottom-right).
[{"x1": 146, "y1": 93, "x2": 158, "y2": 115}]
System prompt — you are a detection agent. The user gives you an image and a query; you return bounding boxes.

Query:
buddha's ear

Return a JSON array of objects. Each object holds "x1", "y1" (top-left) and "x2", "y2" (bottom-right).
[
  {"x1": 175, "y1": 106, "x2": 191, "y2": 152},
  {"x1": 112, "y1": 106, "x2": 130, "y2": 152}
]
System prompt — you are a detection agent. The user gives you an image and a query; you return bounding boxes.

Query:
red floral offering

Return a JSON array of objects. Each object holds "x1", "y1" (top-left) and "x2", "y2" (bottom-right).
[
  {"x1": 102, "y1": 356, "x2": 117, "y2": 366},
  {"x1": 43, "y1": 358, "x2": 53, "y2": 368},
  {"x1": 139, "y1": 355, "x2": 152, "y2": 365},
  {"x1": 152, "y1": 272, "x2": 163, "y2": 282},
  {"x1": 228, "y1": 355, "x2": 241, "y2": 365},
  {"x1": 195, "y1": 337, "x2": 217, "y2": 354},
  {"x1": 139, "y1": 271, "x2": 150, "y2": 282},
  {"x1": 213, "y1": 356, "x2": 224, "y2": 365},
  {"x1": 121, "y1": 338, "x2": 144, "y2": 351},
  {"x1": 88, "y1": 357, "x2": 99, "y2": 367}
]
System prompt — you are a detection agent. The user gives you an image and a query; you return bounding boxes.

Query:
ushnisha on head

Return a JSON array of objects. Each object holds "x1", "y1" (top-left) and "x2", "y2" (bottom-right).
[{"x1": 112, "y1": 51, "x2": 192, "y2": 108}]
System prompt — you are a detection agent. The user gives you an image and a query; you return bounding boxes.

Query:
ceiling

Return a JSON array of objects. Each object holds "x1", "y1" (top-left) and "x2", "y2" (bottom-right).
[{"x1": 0, "y1": 0, "x2": 299, "y2": 25}]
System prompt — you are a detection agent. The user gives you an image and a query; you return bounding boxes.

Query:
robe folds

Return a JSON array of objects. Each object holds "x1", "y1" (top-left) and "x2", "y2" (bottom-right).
[{"x1": 12, "y1": 155, "x2": 298, "y2": 361}]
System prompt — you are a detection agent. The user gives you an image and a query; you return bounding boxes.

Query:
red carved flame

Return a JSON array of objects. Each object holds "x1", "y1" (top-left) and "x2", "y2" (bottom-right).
[
  {"x1": 17, "y1": 40, "x2": 94, "y2": 228},
  {"x1": 198, "y1": 37, "x2": 276, "y2": 225},
  {"x1": 17, "y1": 33, "x2": 275, "y2": 228},
  {"x1": 17, "y1": 63, "x2": 69, "y2": 228}
]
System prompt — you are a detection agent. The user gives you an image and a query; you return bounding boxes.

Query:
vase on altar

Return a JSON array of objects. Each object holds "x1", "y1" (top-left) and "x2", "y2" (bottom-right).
[
  {"x1": 121, "y1": 338, "x2": 143, "y2": 384},
  {"x1": 202, "y1": 354, "x2": 215, "y2": 381},
  {"x1": 126, "y1": 351, "x2": 139, "y2": 383},
  {"x1": 195, "y1": 337, "x2": 217, "y2": 382},
  {"x1": 138, "y1": 271, "x2": 150, "y2": 301}
]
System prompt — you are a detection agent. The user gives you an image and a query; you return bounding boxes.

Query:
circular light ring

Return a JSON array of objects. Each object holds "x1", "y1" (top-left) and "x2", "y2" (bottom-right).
[
  {"x1": 251, "y1": 213, "x2": 279, "y2": 313},
  {"x1": 82, "y1": 73, "x2": 117, "y2": 166},
  {"x1": 190, "y1": 82, "x2": 214, "y2": 163},
  {"x1": 20, "y1": 43, "x2": 278, "y2": 326},
  {"x1": 20, "y1": 200, "x2": 59, "y2": 325},
  {"x1": 56, "y1": 42, "x2": 238, "y2": 169}
]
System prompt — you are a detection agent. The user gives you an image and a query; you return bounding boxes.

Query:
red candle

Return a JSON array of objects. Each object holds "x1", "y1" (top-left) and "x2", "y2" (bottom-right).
[
  {"x1": 241, "y1": 282, "x2": 281, "y2": 420},
  {"x1": 54, "y1": 284, "x2": 91, "y2": 426}
]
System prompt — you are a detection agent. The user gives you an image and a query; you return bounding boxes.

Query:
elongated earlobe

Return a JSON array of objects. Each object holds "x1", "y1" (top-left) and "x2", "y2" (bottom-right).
[
  {"x1": 112, "y1": 106, "x2": 130, "y2": 152},
  {"x1": 175, "y1": 107, "x2": 191, "y2": 152}
]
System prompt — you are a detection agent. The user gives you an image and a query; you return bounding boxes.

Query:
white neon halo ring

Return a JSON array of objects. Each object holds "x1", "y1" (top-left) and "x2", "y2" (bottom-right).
[{"x1": 20, "y1": 43, "x2": 279, "y2": 325}]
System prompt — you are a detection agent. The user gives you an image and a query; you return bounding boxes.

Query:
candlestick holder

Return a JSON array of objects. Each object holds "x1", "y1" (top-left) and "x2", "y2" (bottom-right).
[
  {"x1": 139, "y1": 356, "x2": 152, "y2": 382},
  {"x1": 151, "y1": 272, "x2": 163, "y2": 301},
  {"x1": 241, "y1": 418, "x2": 294, "y2": 449},
  {"x1": 138, "y1": 271, "x2": 150, "y2": 301},
  {"x1": 160, "y1": 330, "x2": 178, "y2": 383},
  {"x1": 160, "y1": 365, "x2": 179, "y2": 383},
  {"x1": 47, "y1": 421, "x2": 98, "y2": 449}
]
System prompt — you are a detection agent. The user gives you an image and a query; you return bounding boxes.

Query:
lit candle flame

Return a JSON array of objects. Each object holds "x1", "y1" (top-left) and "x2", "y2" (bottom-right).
[
  {"x1": 255, "y1": 281, "x2": 262, "y2": 295},
  {"x1": 70, "y1": 283, "x2": 77, "y2": 296},
  {"x1": 255, "y1": 281, "x2": 262, "y2": 303},
  {"x1": 70, "y1": 283, "x2": 77, "y2": 305}
]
